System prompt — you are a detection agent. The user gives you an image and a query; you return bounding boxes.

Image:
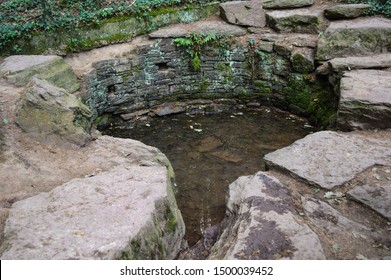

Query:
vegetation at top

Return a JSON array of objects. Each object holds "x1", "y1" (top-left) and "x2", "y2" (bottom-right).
[
  {"x1": 347, "y1": 0, "x2": 391, "y2": 17},
  {"x1": 0, "y1": 0, "x2": 226, "y2": 52}
]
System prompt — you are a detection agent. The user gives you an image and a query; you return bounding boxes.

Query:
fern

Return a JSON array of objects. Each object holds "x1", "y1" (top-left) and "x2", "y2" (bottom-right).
[
  {"x1": 191, "y1": 53, "x2": 201, "y2": 71},
  {"x1": 172, "y1": 32, "x2": 229, "y2": 71}
]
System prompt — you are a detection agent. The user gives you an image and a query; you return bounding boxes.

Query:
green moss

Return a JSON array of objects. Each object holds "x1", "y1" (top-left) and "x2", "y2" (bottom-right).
[
  {"x1": 285, "y1": 76, "x2": 311, "y2": 110},
  {"x1": 254, "y1": 80, "x2": 272, "y2": 94},
  {"x1": 197, "y1": 78, "x2": 211, "y2": 93},
  {"x1": 165, "y1": 205, "x2": 177, "y2": 233},
  {"x1": 216, "y1": 62, "x2": 233, "y2": 73},
  {"x1": 284, "y1": 75, "x2": 337, "y2": 128},
  {"x1": 291, "y1": 53, "x2": 314, "y2": 74},
  {"x1": 149, "y1": 6, "x2": 179, "y2": 17}
]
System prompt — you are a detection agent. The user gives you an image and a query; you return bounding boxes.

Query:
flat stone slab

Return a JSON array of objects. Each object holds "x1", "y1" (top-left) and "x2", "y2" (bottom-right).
[
  {"x1": 316, "y1": 17, "x2": 391, "y2": 60},
  {"x1": 263, "y1": 0, "x2": 314, "y2": 9},
  {"x1": 259, "y1": 33, "x2": 318, "y2": 48},
  {"x1": 220, "y1": 1, "x2": 266, "y2": 28},
  {"x1": 329, "y1": 53, "x2": 391, "y2": 73},
  {"x1": 266, "y1": 8, "x2": 324, "y2": 34},
  {"x1": 149, "y1": 20, "x2": 246, "y2": 38},
  {"x1": 264, "y1": 131, "x2": 391, "y2": 190},
  {"x1": 324, "y1": 4, "x2": 372, "y2": 20},
  {"x1": 302, "y1": 197, "x2": 389, "y2": 244},
  {"x1": 209, "y1": 172, "x2": 325, "y2": 260},
  {"x1": 347, "y1": 166, "x2": 391, "y2": 220},
  {"x1": 0, "y1": 136, "x2": 185, "y2": 260},
  {"x1": 0, "y1": 55, "x2": 79, "y2": 93},
  {"x1": 337, "y1": 70, "x2": 391, "y2": 131}
]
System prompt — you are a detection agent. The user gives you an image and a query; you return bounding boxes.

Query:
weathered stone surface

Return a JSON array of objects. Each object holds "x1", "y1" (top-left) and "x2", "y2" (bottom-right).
[
  {"x1": 290, "y1": 47, "x2": 315, "y2": 73},
  {"x1": 328, "y1": 53, "x2": 391, "y2": 73},
  {"x1": 260, "y1": 33, "x2": 318, "y2": 48},
  {"x1": 220, "y1": 1, "x2": 266, "y2": 28},
  {"x1": 316, "y1": 17, "x2": 391, "y2": 60},
  {"x1": 16, "y1": 78, "x2": 92, "y2": 146},
  {"x1": 258, "y1": 41, "x2": 274, "y2": 53},
  {"x1": 348, "y1": 179, "x2": 391, "y2": 220},
  {"x1": 0, "y1": 55, "x2": 79, "y2": 93},
  {"x1": 324, "y1": 4, "x2": 372, "y2": 20},
  {"x1": 263, "y1": 0, "x2": 314, "y2": 9},
  {"x1": 266, "y1": 8, "x2": 324, "y2": 34},
  {"x1": 264, "y1": 131, "x2": 391, "y2": 190},
  {"x1": 337, "y1": 70, "x2": 391, "y2": 131},
  {"x1": 149, "y1": 20, "x2": 247, "y2": 38},
  {"x1": 1, "y1": 136, "x2": 185, "y2": 260},
  {"x1": 209, "y1": 172, "x2": 325, "y2": 260},
  {"x1": 154, "y1": 102, "x2": 186, "y2": 116},
  {"x1": 302, "y1": 197, "x2": 388, "y2": 244}
]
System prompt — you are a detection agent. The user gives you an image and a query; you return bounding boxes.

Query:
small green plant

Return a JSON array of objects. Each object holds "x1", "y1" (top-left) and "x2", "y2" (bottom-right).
[
  {"x1": 172, "y1": 32, "x2": 230, "y2": 71},
  {"x1": 348, "y1": 0, "x2": 391, "y2": 17}
]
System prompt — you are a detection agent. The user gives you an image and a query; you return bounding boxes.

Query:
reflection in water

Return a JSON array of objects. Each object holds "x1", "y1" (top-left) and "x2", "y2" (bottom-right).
[{"x1": 105, "y1": 107, "x2": 312, "y2": 245}]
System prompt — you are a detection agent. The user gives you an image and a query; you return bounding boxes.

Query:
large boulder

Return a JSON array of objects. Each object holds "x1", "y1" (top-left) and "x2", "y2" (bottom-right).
[
  {"x1": 264, "y1": 131, "x2": 391, "y2": 190},
  {"x1": 316, "y1": 17, "x2": 391, "y2": 61},
  {"x1": 16, "y1": 78, "x2": 92, "y2": 145},
  {"x1": 324, "y1": 4, "x2": 372, "y2": 20},
  {"x1": 0, "y1": 55, "x2": 79, "y2": 93},
  {"x1": 0, "y1": 136, "x2": 185, "y2": 260},
  {"x1": 263, "y1": 0, "x2": 314, "y2": 9},
  {"x1": 337, "y1": 70, "x2": 391, "y2": 131},
  {"x1": 208, "y1": 172, "x2": 325, "y2": 260},
  {"x1": 266, "y1": 8, "x2": 325, "y2": 34},
  {"x1": 220, "y1": 1, "x2": 266, "y2": 28}
]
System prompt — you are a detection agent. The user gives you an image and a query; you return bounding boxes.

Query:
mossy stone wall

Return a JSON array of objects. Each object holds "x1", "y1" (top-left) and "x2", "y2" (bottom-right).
[{"x1": 85, "y1": 37, "x2": 337, "y2": 129}]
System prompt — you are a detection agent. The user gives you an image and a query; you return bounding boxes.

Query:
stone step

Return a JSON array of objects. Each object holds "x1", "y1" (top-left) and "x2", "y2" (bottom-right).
[
  {"x1": 149, "y1": 20, "x2": 246, "y2": 38},
  {"x1": 328, "y1": 53, "x2": 391, "y2": 73},
  {"x1": 265, "y1": 8, "x2": 325, "y2": 34},
  {"x1": 316, "y1": 17, "x2": 391, "y2": 61},
  {"x1": 219, "y1": 1, "x2": 266, "y2": 28},
  {"x1": 264, "y1": 131, "x2": 391, "y2": 190},
  {"x1": 337, "y1": 69, "x2": 391, "y2": 131},
  {"x1": 324, "y1": 4, "x2": 372, "y2": 20},
  {"x1": 347, "y1": 165, "x2": 391, "y2": 220},
  {"x1": 263, "y1": 0, "x2": 314, "y2": 10}
]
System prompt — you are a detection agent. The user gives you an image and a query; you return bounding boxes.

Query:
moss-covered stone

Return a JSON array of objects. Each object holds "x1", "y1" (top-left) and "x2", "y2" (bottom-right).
[
  {"x1": 254, "y1": 80, "x2": 272, "y2": 94},
  {"x1": 283, "y1": 74, "x2": 337, "y2": 127},
  {"x1": 16, "y1": 78, "x2": 92, "y2": 145},
  {"x1": 290, "y1": 48, "x2": 315, "y2": 74},
  {"x1": 5, "y1": 3, "x2": 220, "y2": 56},
  {"x1": 316, "y1": 18, "x2": 391, "y2": 61},
  {"x1": 0, "y1": 55, "x2": 79, "y2": 93}
]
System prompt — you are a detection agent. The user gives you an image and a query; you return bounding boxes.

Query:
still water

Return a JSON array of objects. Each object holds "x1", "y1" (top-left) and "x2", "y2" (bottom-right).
[{"x1": 106, "y1": 107, "x2": 312, "y2": 245}]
